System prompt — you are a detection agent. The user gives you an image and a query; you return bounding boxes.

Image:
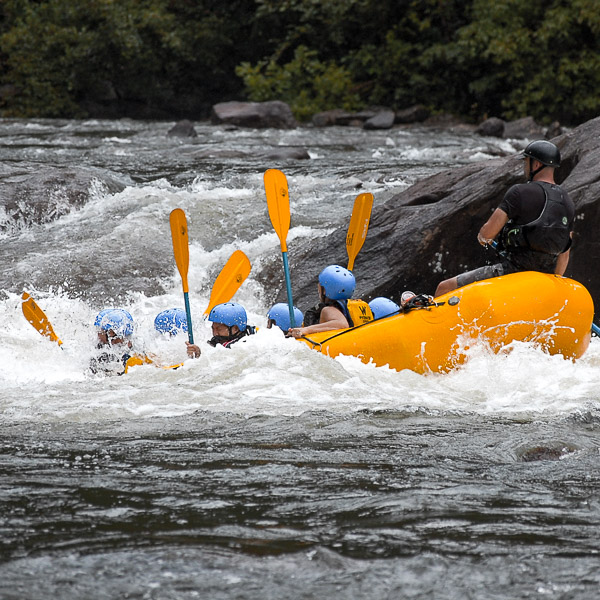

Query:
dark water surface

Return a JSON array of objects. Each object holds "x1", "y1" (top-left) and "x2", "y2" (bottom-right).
[{"x1": 2, "y1": 411, "x2": 599, "y2": 599}]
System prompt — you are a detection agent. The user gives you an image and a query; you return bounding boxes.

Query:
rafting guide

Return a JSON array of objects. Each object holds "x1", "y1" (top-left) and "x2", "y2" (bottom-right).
[{"x1": 435, "y1": 140, "x2": 575, "y2": 297}]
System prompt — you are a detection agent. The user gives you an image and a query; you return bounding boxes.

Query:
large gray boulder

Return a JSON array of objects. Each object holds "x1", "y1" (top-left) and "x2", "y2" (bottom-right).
[
  {"x1": 211, "y1": 101, "x2": 297, "y2": 129},
  {"x1": 256, "y1": 116, "x2": 600, "y2": 314},
  {"x1": 363, "y1": 109, "x2": 395, "y2": 130}
]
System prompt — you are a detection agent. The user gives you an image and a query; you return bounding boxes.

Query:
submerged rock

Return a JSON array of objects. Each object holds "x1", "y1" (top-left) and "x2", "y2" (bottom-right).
[
  {"x1": 167, "y1": 120, "x2": 198, "y2": 137},
  {"x1": 0, "y1": 165, "x2": 126, "y2": 233}
]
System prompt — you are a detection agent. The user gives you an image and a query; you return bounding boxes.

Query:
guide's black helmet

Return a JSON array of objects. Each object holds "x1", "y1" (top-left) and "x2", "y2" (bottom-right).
[{"x1": 522, "y1": 140, "x2": 561, "y2": 167}]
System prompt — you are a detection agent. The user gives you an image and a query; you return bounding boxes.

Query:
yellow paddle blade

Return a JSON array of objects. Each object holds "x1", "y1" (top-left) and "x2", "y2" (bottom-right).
[
  {"x1": 204, "y1": 250, "x2": 252, "y2": 316},
  {"x1": 264, "y1": 169, "x2": 290, "y2": 252},
  {"x1": 346, "y1": 192, "x2": 374, "y2": 271},
  {"x1": 169, "y1": 208, "x2": 190, "y2": 293},
  {"x1": 21, "y1": 292, "x2": 63, "y2": 346}
]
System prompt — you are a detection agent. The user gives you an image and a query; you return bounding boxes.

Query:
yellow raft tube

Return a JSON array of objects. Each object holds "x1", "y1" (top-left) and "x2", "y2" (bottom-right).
[{"x1": 298, "y1": 271, "x2": 594, "y2": 374}]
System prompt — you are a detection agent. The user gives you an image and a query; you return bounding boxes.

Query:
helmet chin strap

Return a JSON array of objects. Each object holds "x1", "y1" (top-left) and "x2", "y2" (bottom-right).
[{"x1": 527, "y1": 158, "x2": 545, "y2": 181}]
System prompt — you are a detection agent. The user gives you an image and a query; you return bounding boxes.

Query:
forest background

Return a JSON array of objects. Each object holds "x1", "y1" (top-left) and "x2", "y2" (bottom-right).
[{"x1": 1, "y1": 0, "x2": 599, "y2": 125}]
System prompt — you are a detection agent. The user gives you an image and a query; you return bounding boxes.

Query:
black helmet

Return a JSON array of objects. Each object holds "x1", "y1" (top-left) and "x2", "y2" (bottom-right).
[{"x1": 522, "y1": 140, "x2": 560, "y2": 167}]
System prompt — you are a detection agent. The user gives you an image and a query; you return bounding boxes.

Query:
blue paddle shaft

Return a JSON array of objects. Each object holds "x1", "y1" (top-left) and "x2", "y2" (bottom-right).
[
  {"x1": 183, "y1": 291, "x2": 194, "y2": 344},
  {"x1": 592, "y1": 323, "x2": 600, "y2": 336},
  {"x1": 281, "y1": 251, "x2": 296, "y2": 328}
]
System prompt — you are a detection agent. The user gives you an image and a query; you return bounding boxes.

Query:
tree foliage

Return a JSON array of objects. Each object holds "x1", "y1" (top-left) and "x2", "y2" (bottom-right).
[
  {"x1": 236, "y1": 46, "x2": 362, "y2": 120},
  {"x1": 0, "y1": 0, "x2": 255, "y2": 118},
  {"x1": 0, "y1": 0, "x2": 599, "y2": 124}
]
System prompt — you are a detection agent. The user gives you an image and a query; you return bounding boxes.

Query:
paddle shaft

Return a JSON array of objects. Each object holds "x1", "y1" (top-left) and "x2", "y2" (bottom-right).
[
  {"x1": 264, "y1": 169, "x2": 296, "y2": 328},
  {"x1": 281, "y1": 251, "x2": 296, "y2": 328},
  {"x1": 183, "y1": 292, "x2": 194, "y2": 344}
]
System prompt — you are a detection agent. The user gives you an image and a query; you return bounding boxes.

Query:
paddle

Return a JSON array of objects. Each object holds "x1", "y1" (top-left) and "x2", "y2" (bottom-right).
[
  {"x1": 204, "y1": 250, "x2": 252, "y2": 316},
  {"x1": 169, "y1": 208, "x2": 194, "y2": 344},
  {"x1": 488, "y1": 240, "x2": 600, "y2": 336},
  {"x1": 21, "y1": 292, "x2": 63, "y2": 346},
  {"x1": 264, "y1": 168, "x2": 297, "y2": 328},
  {"x1": 346, "y1": 192, "x2": 374, "y2": 271}
]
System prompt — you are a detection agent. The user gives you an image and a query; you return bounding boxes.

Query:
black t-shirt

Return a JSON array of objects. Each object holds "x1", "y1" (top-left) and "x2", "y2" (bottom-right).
[
  {"x1": 499, "y1": 181, "x2": 574, "y2": 228},
  {"x1": 497, "y1": 181, "x2": 574, "y2": 273}
]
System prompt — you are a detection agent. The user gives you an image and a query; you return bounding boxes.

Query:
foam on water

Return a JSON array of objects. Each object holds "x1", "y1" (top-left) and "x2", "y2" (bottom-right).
[
  {"x1": 3, "y1": 275, "x2": 600, "y2": 424},
  {"x1": 2, "y1": 120, "x2": 597, "y2": 427}
]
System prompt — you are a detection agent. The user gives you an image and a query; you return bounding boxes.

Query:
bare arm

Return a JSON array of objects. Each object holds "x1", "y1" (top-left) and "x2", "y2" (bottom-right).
[
  {"x1": 477, "y1": 208, "x2": 509, "y2": 245},
  {"x1": 288, "y1": 305, "x2": 349, "y2": 338},
  {"x1": 554, "y1": 248, "x2": 570, "y2": 275}
]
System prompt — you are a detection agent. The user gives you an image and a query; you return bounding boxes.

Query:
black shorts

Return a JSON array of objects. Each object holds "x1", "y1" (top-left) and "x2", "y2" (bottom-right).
[{"x1": 456, "y1": 263, "x2": 505, "y2": 288}]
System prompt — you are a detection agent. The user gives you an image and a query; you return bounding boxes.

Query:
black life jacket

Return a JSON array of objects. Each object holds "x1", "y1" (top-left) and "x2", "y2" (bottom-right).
[
  {"x1": 501, "y1": 182, "x2": 572, "y2": 256},
  {"x1": 208, "y1": 325, "x2": 257, "y2": 348},
  {"x1": 302, "y1": 299, "x2": 373, "y2": 328}
]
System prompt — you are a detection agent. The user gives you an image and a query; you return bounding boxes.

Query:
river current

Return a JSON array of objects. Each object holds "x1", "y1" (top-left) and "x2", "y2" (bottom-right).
[{"x1": 1, "y1": 119, "x2": 599, "y2": 599}]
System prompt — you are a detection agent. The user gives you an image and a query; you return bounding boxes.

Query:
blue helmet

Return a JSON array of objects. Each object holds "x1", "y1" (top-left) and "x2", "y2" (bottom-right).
[
  {"x1": 154, "y1": 308, "x2": 188, "y2": 335},
  {"x1": 267, "y1": 303, "x2": 303, "y2": 331},
  {"x1": 318, "y1": 265, "x2": 356, "y2": 300},
  {"x1": 96, "y1": 308, "x2": 134, "y2": 337},
  {"x1": 369, "y1": 297, "x2": 400, "y2": 320},
  {"x1": 208, "y1": 302, "x2": 247, "y2": 331},
  {"x1": 93, "y1": 308, "x2": 112, "y2": 328}
]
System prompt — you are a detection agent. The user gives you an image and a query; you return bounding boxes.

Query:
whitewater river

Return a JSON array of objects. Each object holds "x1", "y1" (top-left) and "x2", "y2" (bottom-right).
[{"x1": 1, "y1": 118, "x2": 599, "y2": 599}]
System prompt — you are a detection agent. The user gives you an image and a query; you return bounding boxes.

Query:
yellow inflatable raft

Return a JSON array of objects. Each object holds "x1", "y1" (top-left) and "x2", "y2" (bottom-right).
[{"x1": 299, "y1": 272, "x2": 594, "y2": 374}]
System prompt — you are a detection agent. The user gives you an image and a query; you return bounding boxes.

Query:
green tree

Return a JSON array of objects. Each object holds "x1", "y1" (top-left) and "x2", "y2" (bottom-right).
[
  {"x1": 455, "y1": 0, "x2": 600, "y2": 123},
  {"x1": 236, "y1": 45, "x2": 361, "y2": 120},
  {"x1": 239, "y1": 0, "x2": 473, "y2": 118},
  {"x1": 0, "y1": 0, "x2": 257, "y2": 118}
]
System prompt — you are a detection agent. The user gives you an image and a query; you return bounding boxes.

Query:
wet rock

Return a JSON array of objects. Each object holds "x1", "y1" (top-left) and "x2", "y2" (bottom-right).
[
  {"x1": 477, "y1": 117, "x2": 505, "y2": 138},
  {"x1": 0, "y1": 166, "x2": 127, "y2": 233},
  {"x1": 394, "y1": 104, "x2": 430, "y2": 124},
  {"x1": 211, "y1": 101, "x2": 297, "y2": 129},
  {"x1": 312, "y1": 107, "x2": 396, "y2": 128},
  {"x1": 546, "y1": 121, "x2": 563, "y2": 139},
  {"x1": 503, "y1": 116, "x2": 545, "y2": 139},
  {"x1": 256, "y1": 116, "x2": 600, "y2": 313},
  {"x1": 363, "y1": 109, "x2": 395, "y2": 130},
  {"x1": 192, "y1": 147, "x2": 309, "y2": 161},
  {"x1": 260, "y1": 147, "x2": 310, "y2": 160},
  {"x1": 168, "y1": 120, "x2": 198, "y2": 137},
  {"x1": 312, "y1": 109, "x2": 354, "y2": 127},
  {"x1": 519, "y1": 446, "x2": 570, "y2": 462}
]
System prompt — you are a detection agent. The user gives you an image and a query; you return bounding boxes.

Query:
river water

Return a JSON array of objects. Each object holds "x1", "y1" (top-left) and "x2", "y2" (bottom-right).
[{"x1": 1, "y1": 119, "x2": 599, "y2": 599}]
